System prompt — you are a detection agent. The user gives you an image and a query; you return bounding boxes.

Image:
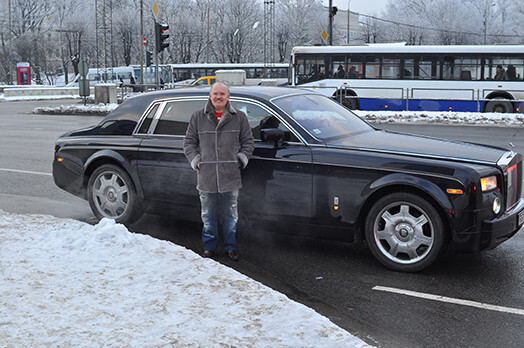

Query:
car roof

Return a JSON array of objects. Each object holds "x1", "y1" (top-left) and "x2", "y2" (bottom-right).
[{"x1": 103, "y1": 86, "x2": 315, "y2": 124}]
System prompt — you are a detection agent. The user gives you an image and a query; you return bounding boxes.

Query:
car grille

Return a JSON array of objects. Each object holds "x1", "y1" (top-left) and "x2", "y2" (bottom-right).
[{"x1": 504, "y1": 153, "x2": 522, "y2": 210}]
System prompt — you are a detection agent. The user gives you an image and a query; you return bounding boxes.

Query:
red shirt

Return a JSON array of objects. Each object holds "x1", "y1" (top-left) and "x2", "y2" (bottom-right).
[{"x1": 215, "y1": 111, "x2": 223, "y2": 122}]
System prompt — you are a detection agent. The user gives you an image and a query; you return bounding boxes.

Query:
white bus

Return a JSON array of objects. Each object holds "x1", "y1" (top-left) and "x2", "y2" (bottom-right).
[
  {"x1": 67, "y1": 66, "x2": 136, "y2": 87},
  {"x1": 166, "y1": 62, "x2": 290, "y2": 86},
  {"x1": 290, "y1": 44, "x2": 524, "y2": 113}
]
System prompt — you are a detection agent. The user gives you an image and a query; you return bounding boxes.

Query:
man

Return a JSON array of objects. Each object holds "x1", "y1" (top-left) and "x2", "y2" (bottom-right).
[
  {"x1": 494, "y1": 65, "x2": 506, "y2": 80},
  {"x1": 183, "y1": 82, "x2": 254, "y2": 261}
]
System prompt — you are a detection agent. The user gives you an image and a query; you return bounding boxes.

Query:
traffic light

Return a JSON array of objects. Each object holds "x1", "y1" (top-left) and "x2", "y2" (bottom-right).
[
  {"x1": 155, "y1": 22, "x2": 170, "y2": 53},
  {"x1": 330, "y1": 6, "x2": 338, "y2": 17},
  {"x1": 146, "y1": 50, "x2": 153, "y2": 67}
]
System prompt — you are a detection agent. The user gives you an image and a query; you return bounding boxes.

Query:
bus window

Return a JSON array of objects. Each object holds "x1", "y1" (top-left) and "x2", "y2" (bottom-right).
[
  {"x1": 365, "y1": 57, "x2": 380, "y2": 79},
  {"x1": 417, "y1": 56, "x2": 438, "y2": 79},
  {"x1": 506, "y1": 59, "x2": 523, "y2": 80},
  {"x1": 382, "y1": 58, "x2": 401, "y2": 79},
  {"x1": 453, "y1": 57, "x2": 480, "y2": 80},
  {"x1": 441, "y1": 56, "x2": 455, "y2": 80},
  {"x1": 295, "y1": 56, "x2": 325, "y2": 83},
  {"x1": 331, "y1": 56, "x2": 346, "y2": 79},
  {"x1": 348, "y1": 55, "x2": 363, "y2": 78},
  {"x1": 485, "y1": 58, "x2": 524, "y2": 81},
  {"x1": 403, "y1": 58, "x2": 415, "y2": 79}
]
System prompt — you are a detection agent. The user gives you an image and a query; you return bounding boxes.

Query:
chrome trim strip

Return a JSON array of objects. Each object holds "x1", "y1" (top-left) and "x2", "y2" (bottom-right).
[
  {"x1": 326, "y1": 145, "x2": 496, "y2": 166},
  {"x1": 496, "y1": 150, "x2": 516, "y2": 170}
]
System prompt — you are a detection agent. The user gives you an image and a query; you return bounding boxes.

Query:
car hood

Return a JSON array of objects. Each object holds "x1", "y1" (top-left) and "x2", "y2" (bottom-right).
[{"x1": 328, "y1": 129, "x2": 507, "y2": 164}]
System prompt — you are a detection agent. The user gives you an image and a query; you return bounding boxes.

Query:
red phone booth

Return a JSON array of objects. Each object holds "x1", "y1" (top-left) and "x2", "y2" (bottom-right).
[{"x1": 17, "y1": 62, "x2": 31, "y2": 85}]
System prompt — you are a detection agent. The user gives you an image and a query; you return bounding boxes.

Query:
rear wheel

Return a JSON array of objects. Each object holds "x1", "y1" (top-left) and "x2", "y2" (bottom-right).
[
  {"x1": 87, "y1": 164, "x2": 142, "y2": 224},
  {"x1": 484, "y1": 99, "x2": 514, "y2": 113},
  {"x1": 333, "y1": 92, "x2": 358, "y2": 109},
  {"x1": 365, "y1": 192, "x2": 446, "y2": 272}
]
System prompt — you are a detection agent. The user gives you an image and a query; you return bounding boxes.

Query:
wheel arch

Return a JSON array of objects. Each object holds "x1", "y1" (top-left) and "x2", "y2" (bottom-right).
[
  {"x1": 356, "y1": 174, "x2": 453, "y2": 242},
  {"x1": 483, "y1": 91, "x2": 516, "y2": 113},
  {"x1": 332, "y1": 88, "x2": 359, "y2": 109},
  {"x1": 83, "y1": 150, "x2": 144, "y2": 199}
]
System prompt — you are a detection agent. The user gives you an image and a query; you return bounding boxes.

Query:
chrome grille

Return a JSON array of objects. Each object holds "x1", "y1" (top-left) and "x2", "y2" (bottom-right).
[{"x1": 502, "y1": 152, "x2": 522, "y2": 210}]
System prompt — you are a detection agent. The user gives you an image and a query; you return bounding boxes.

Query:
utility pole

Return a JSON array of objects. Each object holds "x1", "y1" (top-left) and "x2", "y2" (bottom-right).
[
  {"x1": 140, "y1": 0, "x2": 144, "y2": 85},
  {"x1": 328, "y1": 0, "x2": 338, "y2": 45},
  {"x1": 8, "y1": 0, "x2": 13, "y2": 84},
  {"x1": 346, "y1": 0, "x2": 351, "y2": 44}
]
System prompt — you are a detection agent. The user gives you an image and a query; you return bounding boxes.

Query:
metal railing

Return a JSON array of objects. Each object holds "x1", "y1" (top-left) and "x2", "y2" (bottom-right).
[{"x1": 297, "y1": 85, "x2": 524, "y2": 113}]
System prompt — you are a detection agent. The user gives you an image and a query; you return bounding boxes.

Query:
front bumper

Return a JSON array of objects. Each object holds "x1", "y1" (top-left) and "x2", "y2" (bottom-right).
[{"x1": 481, "y1": 198, "x2": 524, "y2": 250}]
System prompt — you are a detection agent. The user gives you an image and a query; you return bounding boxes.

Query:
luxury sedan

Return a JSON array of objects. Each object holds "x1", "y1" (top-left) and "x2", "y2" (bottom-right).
[{"x1": 53, "y1": 86, "x2": 524, "y2": 272}]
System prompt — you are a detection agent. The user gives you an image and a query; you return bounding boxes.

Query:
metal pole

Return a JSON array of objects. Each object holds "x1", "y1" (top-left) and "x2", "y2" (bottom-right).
[
  {"x1": 347, "y1": 0, "x2": 351, "y2": 44},
  {"x1": 328, "y1": 0, "x2": 333, "y2": 45},
  {"x1": 206, "y1": 6, "x2": 210, "y2": 63},
  {"x1": 140, "y1": 0, "x2": 144, "y2": 85},
  {"x1": 8, "y1": 0, "x2": 13, "y2": 84}
]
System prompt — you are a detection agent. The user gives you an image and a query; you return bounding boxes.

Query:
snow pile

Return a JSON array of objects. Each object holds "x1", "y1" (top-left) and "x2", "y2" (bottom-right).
[
  {"x1": 33, "y1": 103, "x2": 118, "y2": 115},
  {"x1": 28, "y1": 101, "x2": 524, "y2": 127},
  {"x1": 0, "y1": 211, "x2": 369, "y2": 347},
  {"x1": 354, "y1": 110, "x2": 524, "y2": 127}
]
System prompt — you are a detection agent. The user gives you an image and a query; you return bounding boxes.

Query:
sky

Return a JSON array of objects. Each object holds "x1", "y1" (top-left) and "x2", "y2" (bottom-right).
[
  {"x1": 0, "y1": 211, "x2": 370, "y2": 347},
  {"x1": 323, "y1": 0, "x2": 389, "y2": 15}
]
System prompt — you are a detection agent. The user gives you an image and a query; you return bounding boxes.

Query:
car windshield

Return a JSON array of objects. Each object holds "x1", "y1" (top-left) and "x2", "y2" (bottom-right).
[{"x1": 273, "y1": 94, "x2": 373, "y2": 141}]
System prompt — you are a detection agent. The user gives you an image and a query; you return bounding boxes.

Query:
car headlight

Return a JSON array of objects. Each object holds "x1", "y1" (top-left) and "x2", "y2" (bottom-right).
[
  {"x1": 492, "y1": 198, "x2": 501, "y2": 214},
  {"x1": 481, "y1": 176, "x2": 497, "y2": 191}
]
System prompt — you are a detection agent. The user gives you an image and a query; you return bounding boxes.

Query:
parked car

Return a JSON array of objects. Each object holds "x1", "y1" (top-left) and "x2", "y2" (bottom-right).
[
  {"x1": 190, "y1": 76, "x2": 216, "y2": 86},
  {"x1": 53, "y1": 86, "x2": 523, "y2": 272}
]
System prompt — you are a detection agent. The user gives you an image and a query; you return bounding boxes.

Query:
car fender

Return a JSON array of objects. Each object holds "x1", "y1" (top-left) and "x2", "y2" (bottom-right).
[
  {"x1": 84, "y1": 149, "x2": 144, "y2": 198},
  {"x1": 366, "y1": 172, "x2": 455, "y2": 213}
]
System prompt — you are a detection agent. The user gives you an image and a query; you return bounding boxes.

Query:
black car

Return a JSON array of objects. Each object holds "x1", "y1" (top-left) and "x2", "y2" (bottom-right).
[{"x1": 53, "y1": 86, "x2": 524, "y2": 272}]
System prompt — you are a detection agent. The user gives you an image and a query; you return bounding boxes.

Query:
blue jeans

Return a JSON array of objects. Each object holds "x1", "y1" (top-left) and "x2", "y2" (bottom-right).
[{"x1": 199, "y1": 190, "x2": 239, "y2": 252}]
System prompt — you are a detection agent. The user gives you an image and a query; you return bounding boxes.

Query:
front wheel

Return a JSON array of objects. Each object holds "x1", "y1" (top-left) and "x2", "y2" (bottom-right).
[
  {"x1": 87, "y1": 164, "x2": 142, "y2": 224},
  {"x1": 365, "y1": 193, "x2": 447, "y2": 272}
]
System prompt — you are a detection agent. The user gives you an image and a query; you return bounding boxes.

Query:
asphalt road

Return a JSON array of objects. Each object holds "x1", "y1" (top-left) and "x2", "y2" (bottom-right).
[{"x1": 1, "y1": 99, "x2": 523, "y2": 347}]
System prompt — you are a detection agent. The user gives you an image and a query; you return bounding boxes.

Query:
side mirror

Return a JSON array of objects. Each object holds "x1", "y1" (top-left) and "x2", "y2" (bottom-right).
[{"x1": 260, "y1": 128, "x2": 284, "y2": 147}]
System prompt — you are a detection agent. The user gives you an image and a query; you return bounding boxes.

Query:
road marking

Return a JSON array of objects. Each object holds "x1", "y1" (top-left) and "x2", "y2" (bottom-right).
[
  {"x1": 0, "y1": 168, "x2": 52, "y2": 176},
  {"x1": 373, "y1": 286, "x2": 524, "y2": 316}
]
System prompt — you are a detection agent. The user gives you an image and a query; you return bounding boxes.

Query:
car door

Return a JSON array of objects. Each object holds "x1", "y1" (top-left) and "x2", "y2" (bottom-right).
[
  {"x1": 136, "y1": 97, "x2": 206, "y2": 218},
  {"x1": 231, "y1": 99, "x2": 313, "y2": 223}
]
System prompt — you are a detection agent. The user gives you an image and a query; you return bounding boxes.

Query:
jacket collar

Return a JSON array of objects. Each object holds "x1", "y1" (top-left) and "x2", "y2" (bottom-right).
[{"x1": 204, "y1": 99, "x2": 237, "y2": 127}]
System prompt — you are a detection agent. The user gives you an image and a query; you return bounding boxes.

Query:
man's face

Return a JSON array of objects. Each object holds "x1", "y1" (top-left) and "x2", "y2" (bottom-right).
[{"x1": 210, "y1": 83, "x2": 230, "y2": 111}]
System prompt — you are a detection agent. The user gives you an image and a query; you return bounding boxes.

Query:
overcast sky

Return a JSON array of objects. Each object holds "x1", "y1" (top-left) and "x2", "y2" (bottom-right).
[{"x1": 323, "y1": 0, "x2": 388, "y2": 15}]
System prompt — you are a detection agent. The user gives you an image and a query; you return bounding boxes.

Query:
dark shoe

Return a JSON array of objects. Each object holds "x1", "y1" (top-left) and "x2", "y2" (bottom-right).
[
  {"x1": 226, "y1": 249, "x2": 239, "y2": 261},
  {"x1": 203, "y1": 250, "x2": 214, "y2": 258}
]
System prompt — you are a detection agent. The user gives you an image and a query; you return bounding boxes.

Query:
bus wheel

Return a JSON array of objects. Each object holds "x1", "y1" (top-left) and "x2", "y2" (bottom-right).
[
  {"x1": 342, "y1": 96, "x2": 358, "y2": 109},
  {"x1": 485, "y1": 99, "x2": 514, "y2": 113}
]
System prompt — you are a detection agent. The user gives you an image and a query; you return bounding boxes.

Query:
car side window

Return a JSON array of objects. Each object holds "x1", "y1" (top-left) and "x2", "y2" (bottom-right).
[
  {"x1": 230, "y1": 100, "x2": 299, "y2": 142},
  {"x1": 153, "y1": 100, "x2": 205, "y2": 136},
  {"x1": 136, "y1": 103, "x2": 159, "y2": 134}
]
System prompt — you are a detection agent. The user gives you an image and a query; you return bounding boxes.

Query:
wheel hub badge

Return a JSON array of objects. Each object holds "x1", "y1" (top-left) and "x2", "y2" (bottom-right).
[
  {"x1": 107, "y1": 188, "x2": 116, "y2": 201},
  {"x1": 396, "y1": 223, "x2": 413, "y2": 241}
]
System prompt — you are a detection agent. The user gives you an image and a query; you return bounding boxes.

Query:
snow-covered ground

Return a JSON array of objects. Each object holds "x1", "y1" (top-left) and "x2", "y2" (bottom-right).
[
  {"x1": 0, "y1": 92, "x2": 521, "y2": 346},
  {"x1": 0, "y1": 211, "x2": 370, "y2": 347}
]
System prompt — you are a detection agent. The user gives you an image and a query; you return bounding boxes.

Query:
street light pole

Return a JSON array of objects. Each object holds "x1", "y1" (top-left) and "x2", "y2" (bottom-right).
[
  {"x1": 328, "y1": 0, "x2": 333, "y2": 45},
  {"x1": 8, "y1": 0, "x2": 13, "y2": 84},
  {"x1": 140, "y1": 0, "x2": 144, "y2": 85},
  {"x1": 347, "y1": 0, "x2": 351, "y2": 44},
  {"x1": 483, "y1": 3, "x2": 495, "y2": 45}
]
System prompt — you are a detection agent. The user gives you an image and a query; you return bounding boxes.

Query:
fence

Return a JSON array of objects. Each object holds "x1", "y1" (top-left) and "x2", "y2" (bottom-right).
[{"x1": 300, "y1": 85, "x2": 524, "y2": 113}]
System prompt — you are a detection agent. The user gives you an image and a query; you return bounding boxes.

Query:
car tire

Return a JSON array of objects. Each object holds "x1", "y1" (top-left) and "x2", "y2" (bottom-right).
[
  {"x1": 365, "y1": 192, "x2": 446, "y2": 272},
  {"x1": 484, "y1": 99, "x2": 514, "y2": 113},
  {"x1": 87, "y1": 164, "x2": 142, "y2": 224}
]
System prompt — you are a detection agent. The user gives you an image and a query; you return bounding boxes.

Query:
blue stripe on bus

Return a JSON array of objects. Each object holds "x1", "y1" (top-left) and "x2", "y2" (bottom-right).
[{"x1": 359, "y1": 99, "x2": 483, "y2": 112}]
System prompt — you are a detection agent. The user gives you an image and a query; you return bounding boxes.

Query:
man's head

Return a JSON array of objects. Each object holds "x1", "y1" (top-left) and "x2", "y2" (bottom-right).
[{"x1": 209, "y1": 82, "x2": 230, "y2": 112}]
